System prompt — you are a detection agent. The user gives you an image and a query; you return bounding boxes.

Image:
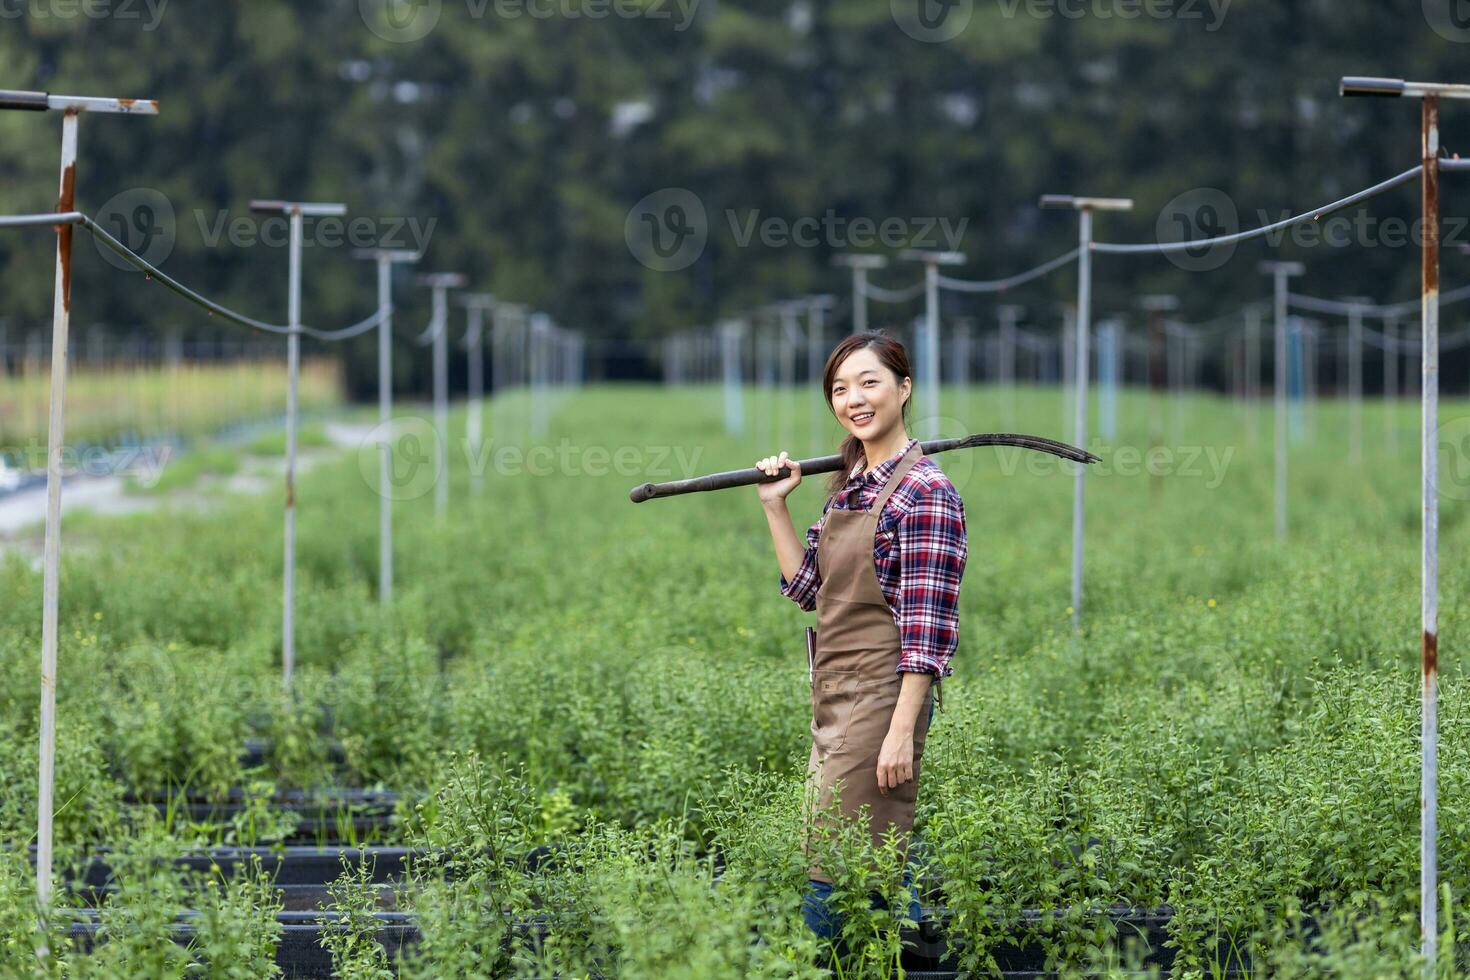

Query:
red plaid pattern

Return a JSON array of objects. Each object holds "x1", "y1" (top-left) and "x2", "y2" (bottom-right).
[{"x1": 780, "y1": 438, "x2": 967, "y2": 677}]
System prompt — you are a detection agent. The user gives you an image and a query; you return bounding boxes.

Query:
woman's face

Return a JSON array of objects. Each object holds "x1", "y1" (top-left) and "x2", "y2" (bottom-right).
[{"x1": 829, "y1": 347, "x2": 910, "y2": 441}]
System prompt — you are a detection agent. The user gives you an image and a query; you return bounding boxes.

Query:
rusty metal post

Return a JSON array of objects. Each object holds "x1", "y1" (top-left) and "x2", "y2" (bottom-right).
[
  {"x1": 0, "y1": 90, "x2": 158, "y2": 914},
  {"x1": 1420, "y1": 93, "x2": 1441, "y2": 973},
  {"x1": 1338, "y1": 76, "x2": 1470, "y2": 973}
]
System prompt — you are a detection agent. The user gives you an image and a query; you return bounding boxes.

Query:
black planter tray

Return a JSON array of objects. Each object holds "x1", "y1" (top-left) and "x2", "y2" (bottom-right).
[
  {"x1": 61, "y1": 904, "x2": 1252, "y2": 979},
  {"x1": 123, "y1": 786, "x2": 403, "y2": 807},
  {"x1": 64, "y1": 846, "x2": 427, "y2": 889},
  {"x1": 238, "y1": 737, "x2": 348, "y2": 769}
]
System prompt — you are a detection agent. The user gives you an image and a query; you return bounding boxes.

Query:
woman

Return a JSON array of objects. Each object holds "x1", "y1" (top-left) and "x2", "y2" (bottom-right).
[{"x1": 755, "y1": 332, "x2": 967, "y2": 939}]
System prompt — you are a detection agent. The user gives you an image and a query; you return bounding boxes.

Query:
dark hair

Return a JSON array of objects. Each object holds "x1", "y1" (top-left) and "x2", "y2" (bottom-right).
[{"x1": 820, "y1": 332, "x2": 913, "y2": 498}]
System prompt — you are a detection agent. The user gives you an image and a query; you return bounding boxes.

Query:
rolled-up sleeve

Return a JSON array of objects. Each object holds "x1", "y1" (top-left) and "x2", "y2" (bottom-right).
[
  {"x1": 895, "y1": 484, "x2": 967, "y2": 677},
  {"x1": 779, "y1": 512, "x2": 824, "y2": 612}
]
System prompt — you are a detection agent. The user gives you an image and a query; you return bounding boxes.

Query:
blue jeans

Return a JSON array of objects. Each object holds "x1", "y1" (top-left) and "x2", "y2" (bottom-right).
[
  {"x1": 802, "y1": 862, "x2": 924, "y2": 939},
  {"x1": 802, "y1": 695, "x2": 934, "y2": 939}
]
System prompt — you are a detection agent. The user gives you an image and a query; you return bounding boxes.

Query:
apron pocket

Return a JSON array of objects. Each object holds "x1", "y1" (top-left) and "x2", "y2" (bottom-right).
[{"x1": 810, "y1": 669, "x2": 860, "y2": 755}]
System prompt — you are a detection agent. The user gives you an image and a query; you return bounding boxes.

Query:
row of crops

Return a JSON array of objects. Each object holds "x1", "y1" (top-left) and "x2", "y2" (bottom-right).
[
  {"x1": 0, "y1": 384, "x2": 1465, "y2": 977},
  {"x1": 0, "y1": 358, "x2": 341, "y2": 449}
]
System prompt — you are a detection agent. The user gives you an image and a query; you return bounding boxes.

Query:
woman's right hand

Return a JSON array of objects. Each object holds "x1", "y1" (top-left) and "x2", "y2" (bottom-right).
[{"x1": 755, "y1": 450, "x2": 801, "y2": 504}]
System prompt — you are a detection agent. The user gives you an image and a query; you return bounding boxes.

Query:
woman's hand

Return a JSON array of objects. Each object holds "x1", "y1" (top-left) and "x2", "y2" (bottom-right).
[
  {"x1": 755, "y1": 450, "x2": 802, "y2": 505},
  {"x1": 876, "y1": 727, "x2": 915, "y2": 797}
]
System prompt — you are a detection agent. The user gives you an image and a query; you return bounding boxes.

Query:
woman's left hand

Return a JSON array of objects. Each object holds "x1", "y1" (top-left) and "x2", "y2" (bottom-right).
[{"x1": 876, "y1": 727, "x2": 915, "y2": 797}]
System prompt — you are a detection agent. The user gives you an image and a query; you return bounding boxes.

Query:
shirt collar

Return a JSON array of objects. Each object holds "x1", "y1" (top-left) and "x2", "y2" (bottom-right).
[{"x1": 846, "y1": 437, "x2": 919, "y2": 488}]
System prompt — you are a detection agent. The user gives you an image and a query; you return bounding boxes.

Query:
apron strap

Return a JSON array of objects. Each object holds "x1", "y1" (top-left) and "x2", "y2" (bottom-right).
[{"x1": 870, "y1": 441, "x2": 923, "y2": 516}]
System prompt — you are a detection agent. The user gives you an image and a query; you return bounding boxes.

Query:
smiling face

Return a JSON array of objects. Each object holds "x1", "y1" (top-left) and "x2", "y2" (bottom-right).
[{"x1": 829, "y1": 346, "x2": 910, "y2": 442}]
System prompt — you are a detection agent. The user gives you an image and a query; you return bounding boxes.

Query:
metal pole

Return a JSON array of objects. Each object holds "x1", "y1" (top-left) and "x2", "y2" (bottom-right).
[
  {"x1": 530, "y1": 311, "x2": 550, "y2": 438},
  {"x1": 1420, "y1": 93, "x2": 1441, "y2": 975},
  {"x1": 1245, "y1": 305, "x2": 1262, "y2": 448},
  {"x1": 1258, "y1": 263, "x2": 1303, "y2": 541},
  {"x1": 1303, "y1": 319, "x2": 1317, "y2": 442},
  {"x1": 720, "y1": 319, "x2": 745, "y2": 435},
  {"x1": 3, "y1": 91, "x2": 157, "y2": 914},
  {"x1": 417, "y1": 273, "x2": 465, "y2": 516},
  {"x1": 433, "y1": 287, "x2": 448, "y2": 516},
  {"x1": 924, "y1": 262, "x2": 939, "y2": 433},
  {"x1": 1140, "y1": 295, "x2": 1179, "y2": 500},
  {"x1": 833, "y1": 254, "x2": 886, "y2": 335},
  {"x1": 284, "y1": 209, "x2": 302, "y2": 686},
  {"x1": 777, "y1": 305, "x2": 800, "y2": 450},
  {"x1": 806, "y1": 296, "x2": 833, "y2": 452},
  {"x1": 955, "y1": 318, "x2": 973, "y2": 428},
  {"x1": 1345, "y1": 298, "x2": 1369, "y2": 465},
  {"x1": 1340, "y1": 80, "x2": 1470, "y2": 970},
  {"x1": 1387, "y1": 316, "x2": 1400, "y2": 453},
  {"x1": 1070, "y1": 208, "x2": 1092, "y2": 633},
  {"x1": 999, "y1": 304, "x2": 1021, "y2": 431},
  {"x1": 1037, "y1": 195, "x2": 1130, "y2": 634},
  {"x1": 1062, "y1": 304, "x2": 1076, "y2": 436},
  {"x1": 900, "y1": 250, "x2": 964, "y2": 438},
  {"x1": 36, "y1": 108, "x2": 79, "y2": 913},
  {"x1": 250, "y1": 200, "x2": 347, "y2": 686},
  {"x1": 1099, "y1": 319, "x2": 1119, "y2": 442},
  {"x1": 353, "y1": 248, "x2": 418, "y2": 609},
  {"x1": 1288, "y1": 317, "x2": 1307, "y2": 445},
  {"x1": 461, "y1": 293, "x2": 495, "y2": 497},
  {"x1": 377, "y1": 257, "x2": 394, "y2": 601}
]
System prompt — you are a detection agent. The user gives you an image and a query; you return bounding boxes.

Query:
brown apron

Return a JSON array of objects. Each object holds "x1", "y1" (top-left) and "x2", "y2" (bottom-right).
[{"x1": 803, "y1": 440, "x2": 937, "y2": 884}]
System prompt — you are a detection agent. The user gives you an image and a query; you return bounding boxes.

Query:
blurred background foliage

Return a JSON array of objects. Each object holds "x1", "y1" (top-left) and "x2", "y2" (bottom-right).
[{"x1": 0, "y1": 0, "x2": 1464, "y2": 387}]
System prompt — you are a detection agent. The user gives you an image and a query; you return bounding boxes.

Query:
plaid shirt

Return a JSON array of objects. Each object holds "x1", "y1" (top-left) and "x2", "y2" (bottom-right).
[{"x1": 779, "y1": 437, "x2": 967, "y2": 677}]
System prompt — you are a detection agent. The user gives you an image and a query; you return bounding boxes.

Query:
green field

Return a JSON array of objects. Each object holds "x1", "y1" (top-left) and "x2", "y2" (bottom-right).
[{"x1": 0, "y1": 382, "x2": 1466, "y2": 977}]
